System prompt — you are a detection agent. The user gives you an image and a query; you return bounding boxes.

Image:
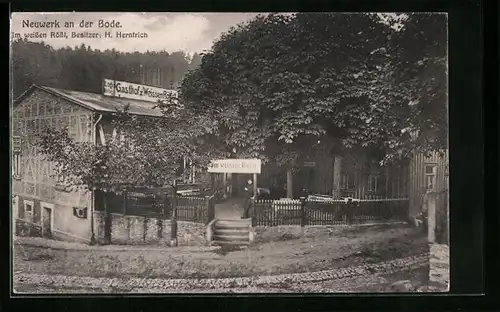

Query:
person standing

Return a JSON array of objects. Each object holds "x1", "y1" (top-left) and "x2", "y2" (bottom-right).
[{"x1": 242, "y1": 179, "x2": 254, "y2": 218}]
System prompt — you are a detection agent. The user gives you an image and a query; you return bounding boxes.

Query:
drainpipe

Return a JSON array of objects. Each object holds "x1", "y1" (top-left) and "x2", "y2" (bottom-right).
[{"x1": 89, "y1": 113, "x2": 103, "y2": 244}]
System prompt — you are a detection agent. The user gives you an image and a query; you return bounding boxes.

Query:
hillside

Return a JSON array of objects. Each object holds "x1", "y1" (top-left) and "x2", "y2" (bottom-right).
[{"x1": 11, "y1": 39, "x2": 202, "y2": 98}]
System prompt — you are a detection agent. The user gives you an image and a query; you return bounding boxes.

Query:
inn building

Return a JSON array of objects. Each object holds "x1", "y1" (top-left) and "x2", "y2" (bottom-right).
[{"x1": 11, "y1": 81, "x2": 176, "y2": 243}]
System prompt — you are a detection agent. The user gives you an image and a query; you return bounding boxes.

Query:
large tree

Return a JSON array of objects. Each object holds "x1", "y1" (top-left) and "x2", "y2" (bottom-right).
[
  {"x1": 332, "y1": 13, "x2": 448, "y2": 164},
  {"x1": 180, "y1": 12, "x2": 447, "y2": 171}
]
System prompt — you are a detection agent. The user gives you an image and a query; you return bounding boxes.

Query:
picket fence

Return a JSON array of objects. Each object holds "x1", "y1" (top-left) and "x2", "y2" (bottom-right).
[{"x1": 252, "y1": 197, "x2": 410, "y2": 227}]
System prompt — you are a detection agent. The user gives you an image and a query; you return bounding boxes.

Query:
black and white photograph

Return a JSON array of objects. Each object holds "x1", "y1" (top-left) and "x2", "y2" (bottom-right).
[{"x1": 10, "y1": 12, "x2": 449, "y2": 294}]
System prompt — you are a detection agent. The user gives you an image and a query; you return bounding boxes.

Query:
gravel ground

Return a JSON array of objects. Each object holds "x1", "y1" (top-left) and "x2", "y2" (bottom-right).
[
  {"x1": 13, "y1": 223, "x2": 428, "y2": 280},
  {"x1": 13, "y1": 255, "x2": 429, "y2": 294}
]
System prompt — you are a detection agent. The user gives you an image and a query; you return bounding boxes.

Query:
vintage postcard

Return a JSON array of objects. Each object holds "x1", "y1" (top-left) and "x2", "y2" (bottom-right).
[{"x1": 10, "y1": 12, "x2": 449, "y2": 294}]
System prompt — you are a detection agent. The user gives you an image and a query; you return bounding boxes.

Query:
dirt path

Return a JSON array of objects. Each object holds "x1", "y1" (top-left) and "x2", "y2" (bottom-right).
[
  {"x1": 214, "y1": 197, "x2": 246, "y2": 219},
  {"x1": 14, "y1": 223, "x2": 428, "y2": 280}
]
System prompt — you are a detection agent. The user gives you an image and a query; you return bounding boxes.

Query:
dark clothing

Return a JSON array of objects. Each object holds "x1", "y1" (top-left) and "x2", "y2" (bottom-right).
[
  {"x1": 242, "y1": 185, "x2": 253, "y2": 218},
  {"x1": 242, "y1": 198, "x2": 251, "y2": 219}
]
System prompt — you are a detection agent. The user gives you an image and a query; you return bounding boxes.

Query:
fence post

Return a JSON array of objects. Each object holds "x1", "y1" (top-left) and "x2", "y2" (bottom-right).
[
  {"x1": 251, "y1": 197, "x2": 256, "y2": 227},
  {"x1": 156, "y1": 193, "x2": 163, "y2": 239},
  {"x1": 171, "y1": 185, "x2": 178, "y2": 247},
  {"x1": 346, "y1": 198, "x2": 354, "y2": 225},
  {"x1": 162, "y1": 192, "x2": 168, "y2": 218},
  {"x1": 122, "y1": 189, "x2": 127, "y2": 215},
  {"x1": 205, "y1": 195, "x2": 214, "y2": 225},
  {"x1": 300, "y1": 197, "x2": 307, "y2": 227}
]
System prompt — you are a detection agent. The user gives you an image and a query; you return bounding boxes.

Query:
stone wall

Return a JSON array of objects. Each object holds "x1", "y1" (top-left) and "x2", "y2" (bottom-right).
[
  {"x1": 177, "y1": 221, "x2": 207, "y2": 246},
  {"x1": 254, "y1": 223, "x2": 408, "y2": 243},
  {"x1": 93, "y1": 211, "x2": 106, "y2": 244},
  {"x1": 254, "y1": 225, "x2": 350, "y2": 243},
  {"x1": 92, "y1": 211, "x2": 207, "y2": 246},
  {"x1": 254, "y1": 225, "x2": 303, "y2": 242}
]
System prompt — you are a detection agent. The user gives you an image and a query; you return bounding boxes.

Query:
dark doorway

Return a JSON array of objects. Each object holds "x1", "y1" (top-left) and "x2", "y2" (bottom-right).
[
  {"x1": 231, "y1": 173, "x2": 254, "y2": 197},
  {"x1": 42, "y1": 206, "x2": 53, "y2": 238}
]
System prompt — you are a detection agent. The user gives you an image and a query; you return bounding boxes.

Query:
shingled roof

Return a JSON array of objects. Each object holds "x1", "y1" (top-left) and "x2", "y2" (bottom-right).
[{"x1": 14, "y1": 85, "x2": 165, "y2": 117}]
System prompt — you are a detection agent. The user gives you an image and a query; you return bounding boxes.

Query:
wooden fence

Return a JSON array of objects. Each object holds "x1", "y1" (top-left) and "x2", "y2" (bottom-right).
[
  {"x1": 103, "y1": 189, "x2": 214, "y2": 224},
  {"x1": 252, "y1": 197, "x2": 409, "y2": 227},
  {"x1": 176, "y1": 196, "x2": 213, "y2": 223}
]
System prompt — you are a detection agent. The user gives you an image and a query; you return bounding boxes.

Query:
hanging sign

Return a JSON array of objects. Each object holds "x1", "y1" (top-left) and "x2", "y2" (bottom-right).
[
  {"x1": 207, "y1": 159, "x2": 261, "y2": 174},
  {"x1": 102, "y1": 79, "x2": 178, "y2": 103}
]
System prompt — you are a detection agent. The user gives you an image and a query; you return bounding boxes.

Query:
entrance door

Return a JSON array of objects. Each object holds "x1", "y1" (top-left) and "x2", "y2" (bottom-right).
[{"x1": 41, "y1": 202, "x2": 54, "y2": 238}]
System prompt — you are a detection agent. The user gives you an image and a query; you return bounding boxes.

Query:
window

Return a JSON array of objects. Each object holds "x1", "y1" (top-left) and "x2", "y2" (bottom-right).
[
  {"x1": 13, "y1": 153, "x2": 21, "y2": 179},
  {"x1": 112, "y1": 127, "x2": 126, "y2": 144},
  {"x1": 425, "y1": 164, "x2": 437, "y2": 191},
  {"x1": 12, "y1": 136, "x2": 22, "y2": 179},
  {"x1": 367, "y1": 174, "x2": 379, "y2": 192},
  {"x1": 23, "y1": 200, "x2": 34, "y2": 217},
  {"x1": 182, "y1": 157, "x2": 197, "y2": 184},
  {"x1": 341, "y1": 174, "x2": 355, "y2": 190}
]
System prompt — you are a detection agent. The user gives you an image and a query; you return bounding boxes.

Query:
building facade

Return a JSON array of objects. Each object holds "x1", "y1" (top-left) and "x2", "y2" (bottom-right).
[
  {"x1": 12, "y1": 84, "x2": 163, "y2": 243},
  {"x1": 408, "y1": 149, "x2": 449, "y2": 229}
]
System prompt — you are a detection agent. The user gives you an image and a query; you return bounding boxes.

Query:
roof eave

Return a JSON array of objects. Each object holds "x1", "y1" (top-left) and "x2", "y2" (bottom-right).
[
  {"x1": 12, "y1": 84, "x2": 39, "y2": 107},
  {"x1": 13, "y1": 84, "x2": 170, "y2": 118}
]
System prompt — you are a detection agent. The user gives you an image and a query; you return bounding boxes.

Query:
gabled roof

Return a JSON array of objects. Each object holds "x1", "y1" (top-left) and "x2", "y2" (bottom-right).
[{"x1": 14, "y1": 85, "x2": 164, "y2": 117}]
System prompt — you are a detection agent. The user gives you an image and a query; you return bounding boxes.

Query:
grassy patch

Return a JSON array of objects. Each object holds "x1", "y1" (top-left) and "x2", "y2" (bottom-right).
[{"x1": 14, "y1": 223, "x2": 427, "y2": 280}]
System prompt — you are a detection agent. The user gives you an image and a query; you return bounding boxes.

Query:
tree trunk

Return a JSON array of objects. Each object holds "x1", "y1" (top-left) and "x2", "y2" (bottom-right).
[
  {"x1": 103, "y1": 192, "x2": 111, "y2": 244},
  {"x1": 89, "y1": 192, "x2": 96, "y2": 245},
  {"x1": 332, "y1": 155, "x2": 343, "y2": 198},
  {"x1": 385, "y1": 166, "x2": 390, "y2": 198},
  {"x1": 222, "y1": 173, "x2": 227, "y2": 199},
  {"x1": 253, "y1": 173, "x2": 257, "y2": 200},
  {"x1": 286, "y1": 169, "x2": 293, "y2": 199}
]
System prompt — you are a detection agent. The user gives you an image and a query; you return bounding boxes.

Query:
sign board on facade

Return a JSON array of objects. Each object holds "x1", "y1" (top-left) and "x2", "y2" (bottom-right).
[
  {"x1": 303, "y1": 161, "x2": 316, "y2": 167},
  {"x1": 207, "y1": 159, "x2": 261, "y2": 174},
  {"x1": 13, "y1": 136, "x2": 21, "y2": 153},
  {"x1": 102, "y1": 78, "x2": 178, "y2": 103}
]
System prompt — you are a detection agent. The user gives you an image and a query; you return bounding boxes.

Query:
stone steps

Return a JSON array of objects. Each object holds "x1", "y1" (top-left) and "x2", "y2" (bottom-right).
[{"x1": 207, "y1": 218, "x2": 253, "y2": 247}]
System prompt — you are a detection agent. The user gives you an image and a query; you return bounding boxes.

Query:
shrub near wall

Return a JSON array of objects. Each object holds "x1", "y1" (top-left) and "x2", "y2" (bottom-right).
[{"x1": 15, "y1": 219, "x2": 42, "y2": 237}]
